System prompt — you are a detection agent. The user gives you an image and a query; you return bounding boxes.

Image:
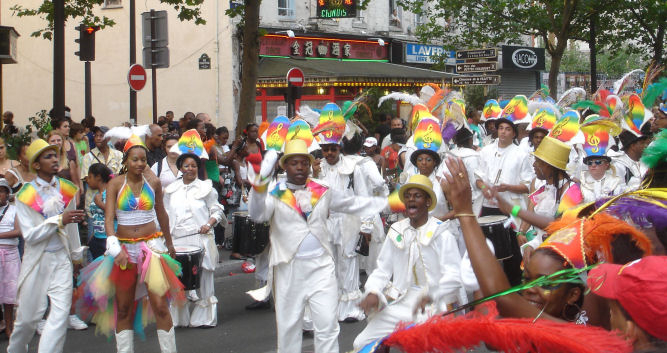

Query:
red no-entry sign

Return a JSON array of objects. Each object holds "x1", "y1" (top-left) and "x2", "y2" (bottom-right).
[
  {"x1": 286, "y1": 67, "x2": 304, "y2": 87},
  {"x1": 128, "y1": 64, "x2": 147, "y2": 91}
]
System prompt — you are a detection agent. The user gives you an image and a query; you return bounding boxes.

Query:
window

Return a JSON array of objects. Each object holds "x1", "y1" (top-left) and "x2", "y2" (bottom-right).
[
  {"x1": 414, "y1": 12, "x2": 426, "y2": 26},
  {"x1": 103, "y1": 0, "x2": 122, "y2": 8},
  {"x1": 278, "y1": 0, "x2": 295, "y2": 18},
  {"x1": 389, "y1": 0, "x2": 402, "y2": 27}
]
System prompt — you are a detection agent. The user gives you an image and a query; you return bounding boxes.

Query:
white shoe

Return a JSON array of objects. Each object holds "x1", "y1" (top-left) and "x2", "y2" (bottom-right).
[
  {"x1": 68, "y1": 315, "x2": 88, "y2": 330},
  {"x1": 116, "y1": 330, "x2": 134, "y2": 353},
  {"x1": 36, "y1": 319, "x2": 46, "y2": 335}
]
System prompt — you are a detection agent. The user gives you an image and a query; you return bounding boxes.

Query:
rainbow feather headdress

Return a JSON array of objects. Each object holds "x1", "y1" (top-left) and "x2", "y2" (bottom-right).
[
  {"x1": 580, "y1": 115, "x2": 621, "y2": 159},
  {"x1": 263, "y1": 115, "x2": 290, "y2": 151},
  {"x1": 498, "y1": 95, "x2": 531, "y2": 124},
  {"x1": 313, "y1": 102, "x2": 346, "y2": 145},
  {"x1": 169, "y1": 129, "x2": 208, "y2": 159},
  {"x1": 620, "y1": 94, "x2": 648, "y2": 137},
  {"x1": 412, "y1": 116, "x2": 442, "y2": 154},
  {"x1": 286, "y1": 119, "x2": 314, "y2": 148},
  {"x1": 528, "y1": 106, "x2": 558, "y2": 132},
  {"x1": 482, "y1": 99, "x2": 501, "y2": 121}
]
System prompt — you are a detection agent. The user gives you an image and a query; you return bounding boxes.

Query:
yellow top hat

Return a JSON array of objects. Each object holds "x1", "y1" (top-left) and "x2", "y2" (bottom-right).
[
  {"x1": 279, "y1": 139, "x2": 315, "y2": 169},
  {"x1": 532, "y1": 136, "x2": 571, "y2": 170},
  {"x1": 27, "y1": 139, "x2": 59, "y2": 173},
  {"x1": 399, "y1": 174, "x2": 437, "y2": 211}
]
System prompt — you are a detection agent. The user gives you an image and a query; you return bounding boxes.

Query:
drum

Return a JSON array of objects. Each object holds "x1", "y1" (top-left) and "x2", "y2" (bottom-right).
[
  {"x1": 478, "y1": 215, "x2": 513, "y2": 260},
  {"x1": 174, "y1": 245, "x2": 203, "y2": 290},
  {"x1": 233, "y1": 211, "x2": 270, "y2": 256}
]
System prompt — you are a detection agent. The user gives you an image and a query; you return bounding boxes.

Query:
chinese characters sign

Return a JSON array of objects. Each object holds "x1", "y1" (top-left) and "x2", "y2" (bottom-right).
[
  {"x1": 260, "y1": 35, "x2": 387, "y2": 61},
  {"x1": 317, "y1": 0, "x2": 356, "y2": 18}
]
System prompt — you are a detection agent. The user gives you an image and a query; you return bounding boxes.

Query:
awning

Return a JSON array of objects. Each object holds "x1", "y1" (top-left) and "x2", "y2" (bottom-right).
[{"x1": 257, "y1": 57, "x2": 455, "y2": 88}]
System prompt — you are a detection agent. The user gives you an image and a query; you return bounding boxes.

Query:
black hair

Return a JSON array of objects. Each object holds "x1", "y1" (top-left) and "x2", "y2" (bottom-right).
[
  {"x1": 88, "y1": 163, "x2": 112, "y2": 183},
  {"x1": 164, "y1": 134, "x2": 179, "y2": 144},
  {"x1": 390, "y1": 128, "x2": 407, "y2": 144},
  {"x1": 187, "y1": 118, "x2": 203, "y2": 131},
  {"x1": 215, "y1": 127, "x2": 229, "y2": 135},
  {"x1": 176, "y1": 153, "x2": 201, "y2": 170},
  {"x1": 82, "y1": 116, "x2": 96, "y2": 129},
  {"x1": 120, "y1": 145, "x2": 147, "y2": 174},
  {"x1": 205, "y1": 123, "x2": 216, "y2": 140},
  {"x1": 342, "y1": 133, "x2": 363, "y2": 155},
  {"x1": 532, "y1": 247, "x2": 585, "y2": 320},
  {"x1": 610, "y1": 233, "x2": 648, "y2": 264},
  {"x1": 70, "y1": 122, "x2": 84, "y2": 138}
]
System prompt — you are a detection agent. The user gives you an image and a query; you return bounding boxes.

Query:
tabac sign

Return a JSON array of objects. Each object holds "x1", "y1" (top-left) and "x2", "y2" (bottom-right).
[{"x1": 260, "y1": 34, "x2": 388, "y2": 61}]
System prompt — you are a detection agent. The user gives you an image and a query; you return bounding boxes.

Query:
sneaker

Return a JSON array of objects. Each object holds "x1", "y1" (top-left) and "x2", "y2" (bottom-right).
[
  {"x1": 36, "y1": 319, "x2": 46, "y2": 335},
  {"x1": 67, "y1": 315, "x2": 88, "y2": 330}
]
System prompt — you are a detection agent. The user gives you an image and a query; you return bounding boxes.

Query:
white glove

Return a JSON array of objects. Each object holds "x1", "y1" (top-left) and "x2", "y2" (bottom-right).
[
  {"x1": 260, "y1": 149, "x2": 278, "y2": 178},
  {"x1": 105, "y1": 235, "x2": 121, "y2": 258}
]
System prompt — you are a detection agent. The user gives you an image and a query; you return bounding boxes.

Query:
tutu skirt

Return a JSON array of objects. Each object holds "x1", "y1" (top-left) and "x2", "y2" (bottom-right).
[{"x1": 76, "y1": 236, "x2": 185, "y2": 339}]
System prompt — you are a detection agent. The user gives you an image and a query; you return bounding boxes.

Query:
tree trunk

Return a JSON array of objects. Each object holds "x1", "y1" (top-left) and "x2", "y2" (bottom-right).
[
  {"x1": 652, "y1": 21, "x2": 665, "y2": 65},
  {"x1": 236, "y1": 0, "x2": 261, "y2": 137},
  {"x1": 547, "y1": 36, "x2": 568, "y2": 100}
]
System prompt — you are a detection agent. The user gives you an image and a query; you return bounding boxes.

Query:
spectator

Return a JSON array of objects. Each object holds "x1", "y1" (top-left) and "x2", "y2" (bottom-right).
[
  {"x1": 373, "y1": 113, "x2": 391, "y2": 145},
  {"x1": 46, "y1": 131, "x2": 81, "y2": 190},
  {"x1": 380, "y1": 117, "x2": 405, "y2": 150},
  {"x1": 70, "y1": 122, "x2": 89, "y2": 165},
  {"x1": 196, "y1": 112, "x2": 212, "y2": 124},
  {"x1": 5, "y1": 141, "x2": 35, "y2": 194},
  {"x1": 363, "y1": 137, "x2": 384, "y2": 172},
  {"x1": 52, "y1": 118, "x2": 79, "y2": 171},
  {"x1": 166, "y1": 110, "x2": 179, "y2": 132},
  {"x1": 85, "y1": 163, "x2": 113, "y2": 259},
  {"x1": 82, "y1": 116, "x2": 96, "y2": 149},
  {"x1": 0, "y1": 178, "x2": 20, "y2": 338},
  {"x1": 2, "y1": 111, "x2": 18, "y2": 136},
  {"x1": 145, "y1": 124, "x2": 165, "y2": 167},
  {"x1": 0, "y1": 138, "x2": 18, "y2": 178},
  {"x1": 150, "y1": 134, "x2": 180, "y2": 191}
]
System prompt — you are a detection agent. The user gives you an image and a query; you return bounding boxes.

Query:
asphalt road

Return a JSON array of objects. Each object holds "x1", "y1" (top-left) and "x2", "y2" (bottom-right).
[{"x1": 0, "y1": 254, "x2": 367, "y2": 353}]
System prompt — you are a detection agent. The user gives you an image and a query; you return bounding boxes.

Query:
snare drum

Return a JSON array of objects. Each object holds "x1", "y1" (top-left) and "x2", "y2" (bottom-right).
[
  {"x1": 174, "y1": 246, "x2": 203, "y2": 290},
  {"x1": 478, "y1": 215, "x2": 513, "y2": 260},
  {"x1": 233, "y1": 211, "x2": 270, "y2": 255}
]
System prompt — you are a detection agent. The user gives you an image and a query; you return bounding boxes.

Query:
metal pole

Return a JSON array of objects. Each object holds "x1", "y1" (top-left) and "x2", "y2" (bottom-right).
[
  {"x1": 53, "y1": 0, "x2": 65, "y2": 120},
  {"x1": 129, "y1": 0, "x2": 137, "y2": 124},
  {"x1": 85, "y1": 61, "x2": 92, "y2": 119},
  {"x1": 589, "y1": 12, "x2": 598, "y2": 93},
  {"x1": 150, "y1": 9, "x2": 157, "y2": 124}
]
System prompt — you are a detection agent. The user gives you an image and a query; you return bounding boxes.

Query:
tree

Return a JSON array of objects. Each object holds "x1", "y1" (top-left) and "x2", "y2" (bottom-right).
[
  {"x1": 611, "y1": 0, "x2": 666, "y2": 64},
  {"x1": 226, "y1": 1, "x2": 261, "y2": 137},
  {"x1": 401, "y1": 0, "x2": 601, "y2": 98},
  {"x1": 11, "y1": 0, "x2": 205, "y2": 39}
]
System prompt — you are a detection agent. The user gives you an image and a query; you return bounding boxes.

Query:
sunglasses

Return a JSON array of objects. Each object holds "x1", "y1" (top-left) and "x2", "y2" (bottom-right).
[
  {"x1": 586, "y1": 159, "x2": 607, "y2": 166},
  {"x1": 321, "y1": 146, "x2": 339, "y2": 152}
]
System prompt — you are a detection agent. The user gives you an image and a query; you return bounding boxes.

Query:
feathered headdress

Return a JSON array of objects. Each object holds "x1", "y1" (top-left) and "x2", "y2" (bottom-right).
[
  {"x1": 313, "y1": 102, "x2": 346, "y2": 145},
  {"x1": 548, "y1": 110, "x2": 581, "y2": 144},
  {"x1": 263, "y1": 115, "x2": 290, "y2": 151},
  {"x1": 295, "y1": 105, "x2": 321, "y2": 128},
  {"x1": 641, "y1": 77, "x2": 667, "y2": 108},
  {"x1": 593, "y1": 188, "x2": 667, "y2": 231},
  {"x1": 377, "y1": 91, "x2": 422, "y2": 108},
  {"x1": 557, "y1": 87, "x2": 587, "y2": 110},
  {"x1": 105, "y1": 124, "x2": 150, "y2": 144},
  {"x1": 580, "y1": 115, "x2": 621, "y2": 159},
  {"x1": 286, "y1": 119, "x2": 314, "y2": 147},
  {"x1": 528, "y1": 106, "x2": 558, "y2": 133},
  {"x1": 367, "y1": 301, "x2": 633, "y2": 353},
  {"x1": 498, "y1": 95, "x2": 531, "y2": 124},
  {"x1": 122, "y1": 134, "x2": 147, "y2": 154},
  {"x1": 169, "y1": 129, "x2": 208, "y2": 159},
  {"x1": 642, "y1": 129, "x2": 667, "y2": 169},
  {"x1": 482, "y1": 99, "x2": 502, "y2": 121},
  {"x1": 620, "y1": 94, "x2": 648, "y2": 136},
  {"x1": 613, "y1": 69, "x2": 645, "y2": 95}
]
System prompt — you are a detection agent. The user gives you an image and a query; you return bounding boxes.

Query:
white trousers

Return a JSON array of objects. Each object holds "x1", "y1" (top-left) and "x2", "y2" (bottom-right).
[
  {"x1": 8, "y1": 249, "x2": 73, "y2": 353},
  {"x1": 169, "y1": 269, "x2": 217, "y2": 327},
  {"x1": 353, "y1": 288, "x2": 423, "y2": 351},
  {"x1": 334, "y1": 245, "x2": 364, "y2": 321},
  {"x1": 274, "y1": 254, "x2": 339, "y2": 353}
]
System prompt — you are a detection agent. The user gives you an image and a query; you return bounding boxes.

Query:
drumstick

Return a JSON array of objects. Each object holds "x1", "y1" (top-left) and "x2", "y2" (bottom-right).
[{"x1": 493, "y1": 169, "x2": 502, "y2": 185}]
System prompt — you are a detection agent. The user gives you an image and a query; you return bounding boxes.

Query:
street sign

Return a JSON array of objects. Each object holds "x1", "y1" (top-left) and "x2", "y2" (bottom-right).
[
  {"x1": 142, "y1": 47, "x2": 170, "y2": 68},
  {"x1": 141, "y1": 10, "x2": 168, "y2": 48},
  {"x1": 286, "y1": 67, "x2": 305, "y2": 87},
  {"x1": 452, "y1": 75, "x2": 501, "y2": 86},
  {"x1": 456, "y1": 62, "x2": 497, "y2": 73},
  {"x1": 199, "y1": 53, "x2": 211, "y2": 70},
  {"x1": 455, "y1": 48, "x2": 497, "y2": 60},
  {"x1": 128, "y1": 64, "x2": 147, "y2": 91}
]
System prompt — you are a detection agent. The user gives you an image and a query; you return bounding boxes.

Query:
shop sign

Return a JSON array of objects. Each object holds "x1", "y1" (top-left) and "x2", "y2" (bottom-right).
[
  {"x1": 404, "y1": 43, "x2": 455, "y2": 65},
  {"x1": 502, "y1": 45, "x2": 545, "y2": 70},
  {"x1": 317, "y1": 0, "x2": 356, "y2": 18},
  {"x1": 260, "y1": 34, "x2": 387, "y2": 61}
]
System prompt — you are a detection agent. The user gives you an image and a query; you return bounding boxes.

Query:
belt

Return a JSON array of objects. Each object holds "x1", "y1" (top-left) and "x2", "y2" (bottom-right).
[{"x1": 117, "y1": 231, "x2": 163, "y2": 244}]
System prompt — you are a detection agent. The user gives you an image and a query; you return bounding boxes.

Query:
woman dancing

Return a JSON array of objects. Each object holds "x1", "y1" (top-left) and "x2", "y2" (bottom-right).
[{"x1": 77, "y1": 135, "x2": 184, "y2": 353}]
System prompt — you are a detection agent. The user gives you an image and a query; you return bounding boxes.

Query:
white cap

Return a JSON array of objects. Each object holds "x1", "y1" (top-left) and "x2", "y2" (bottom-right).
[{"x1": 363, "y1": 137, "x2": 378, "y2": 147}]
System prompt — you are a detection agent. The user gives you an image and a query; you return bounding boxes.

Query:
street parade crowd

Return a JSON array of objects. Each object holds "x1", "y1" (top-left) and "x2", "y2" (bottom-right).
[{"x1": 0, "y1": 71, "x2": 666, "y2": 353}]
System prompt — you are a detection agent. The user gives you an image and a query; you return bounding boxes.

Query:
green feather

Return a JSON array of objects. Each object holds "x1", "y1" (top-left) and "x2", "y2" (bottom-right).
[
  {"x1": 441, "y1": 264, "x2": 598, "y2": 317},
  {"x1": 642, "y1": 129, "x2": 667, "y2": 169},
  {"x1": 571, "y1": 100, "x2": 601, "y2": 113},
  {"x1": 642, "y1": 78, "x2": 667, "y2": 107}
]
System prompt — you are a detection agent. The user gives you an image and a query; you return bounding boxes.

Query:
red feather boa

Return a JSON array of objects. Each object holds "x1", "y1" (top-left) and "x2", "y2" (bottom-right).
[{"x1": 382, "y1": 302, "x2": 631, "y2": 353}]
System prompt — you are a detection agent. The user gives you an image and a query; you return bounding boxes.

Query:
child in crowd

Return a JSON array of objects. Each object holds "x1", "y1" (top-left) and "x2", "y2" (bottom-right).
[
  {"x1": 86, "y1": 163, "x2": 113, "y2": 259},
  {"x1": 70, "y1": 123, "x2": 89, "y2": 166}
]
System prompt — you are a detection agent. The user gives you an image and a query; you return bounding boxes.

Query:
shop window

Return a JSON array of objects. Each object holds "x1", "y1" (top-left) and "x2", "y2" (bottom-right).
[
  {"x1": 389, "y1": 0, "x2": 402, "y2": 28},
  {"x1": 278, "y1": 0, "x2": 295, "y2": 19},
  {"x1": 103, "y1": 0, "x2": 122, "y2": 8}
]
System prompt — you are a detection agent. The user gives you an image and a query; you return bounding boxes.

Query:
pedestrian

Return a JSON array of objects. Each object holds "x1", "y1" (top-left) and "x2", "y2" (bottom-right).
[
  {"x1": 46, "y1": 131, "x2": 82, "y2": 191},
  {"x1": 362, "y1": 137, "x2": 384, "y2": 172},
  {"x1": 165, "y1": 131, "x2": 225, "y2": 328},
  {"x1": 0, "y1": 137, "x2": 18, "y2": 178},
  {"x1": 76, "y1": 134, "x2": 182, "y2": 352},
  {"x1": 8, "y1": 139, "x2": 86, "y2": 353},
  {"x1": 145, "y1": 124, "x2": 166, "y2": 167},
  {"x1": 150, "y1": 135, "x2": 180, "y2": 191},
  {"x1": 70, "y1": 122, "x2": 89, "y2": 166},
  {"x1": 248, "y1": 138, "x2": 389, "y2": 353},
  {"x1": 85, "y1": 163, "x2": 112, "y2": 260},
  {"x1": 2, "y1": 111, "x2": 18, "y2": 136},
  {"x1": 354, "y1": 174, "x2": 462, "y2": 350},
  {"x1": 0, "y1": 178, "x2": 20, "y2": 338}
]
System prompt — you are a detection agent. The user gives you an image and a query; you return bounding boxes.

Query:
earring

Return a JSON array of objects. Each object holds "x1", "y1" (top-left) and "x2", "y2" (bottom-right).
[{"x1": 561, "y1": 302, "x2": 582, "y2": 322}]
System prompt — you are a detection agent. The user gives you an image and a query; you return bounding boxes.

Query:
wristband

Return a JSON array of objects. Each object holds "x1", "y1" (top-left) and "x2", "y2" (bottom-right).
[
  {"x1": 480, "y1": 184, "x2": 486, "y2": 189},
  {"x1": 516, "y1": 231, "x2": 525, "y2": 237},
  {"x1": 105, "y1": 235, "x2": 122, "y2": 258},
  {"x1": 511, "y1": 205, "x2": 521, "y2": 218},
  {"x1": 455, "y1": 213, "x2": 476, "y2": 218}
]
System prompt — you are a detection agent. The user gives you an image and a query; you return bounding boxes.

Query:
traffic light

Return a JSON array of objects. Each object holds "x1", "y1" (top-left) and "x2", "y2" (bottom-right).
[{"x1": 75, "y1": 25, "x2": 99, "y2": 61}]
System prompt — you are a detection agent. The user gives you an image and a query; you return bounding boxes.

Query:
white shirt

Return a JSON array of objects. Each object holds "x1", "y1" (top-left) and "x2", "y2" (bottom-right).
[
  {"x1": 613, "y1": 153, "x2": 648, "y2": 192},
  {"x1": 150, "y1": 157, "x2": 180, "y2": 191},
  {"x1": 34, "y1": 177, "x2": 66, "y2": 252},
  {"x1": 164, "y1": 178, "x2": 224, "y2": 237},
  {"x1": 580, "y1": 169, "x2": 624, "y2": 203},
  {"x1": 0, "y1": 204, "x2": 17, "y2": 246},
  {"x1": 475, "y1": 141, "x2": 533, "y2": 208}
]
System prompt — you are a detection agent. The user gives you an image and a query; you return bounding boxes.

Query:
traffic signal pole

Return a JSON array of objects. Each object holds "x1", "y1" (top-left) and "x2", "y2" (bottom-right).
[
  {"x1": 150, "y1": 9, "x2": 158, "y2": 124},
  {"x1": 85, "y1": 61, "x2": 92, "y2": 119},
  {"x1": 53, "y1": 0, "x2": 65, "y2": 120}
]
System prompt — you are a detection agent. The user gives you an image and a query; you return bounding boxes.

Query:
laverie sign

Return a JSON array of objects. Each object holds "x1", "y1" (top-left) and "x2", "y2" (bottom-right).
[{"x1": 404, "y1": 43, "x2": 455, "y2": 65}]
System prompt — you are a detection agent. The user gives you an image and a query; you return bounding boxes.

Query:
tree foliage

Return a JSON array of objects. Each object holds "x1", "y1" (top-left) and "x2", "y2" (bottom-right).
[
  {"x1": 11, "y1": 0, "x2": 205, "y2": 40},
  {"x1": 608, "y1": 0, "x2": 666, "y2": 64}
]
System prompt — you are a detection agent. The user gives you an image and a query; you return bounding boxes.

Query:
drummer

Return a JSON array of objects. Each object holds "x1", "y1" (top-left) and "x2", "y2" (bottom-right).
[{"x1": 164, "y1": 130, "x2": 225, "y2": 328}]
